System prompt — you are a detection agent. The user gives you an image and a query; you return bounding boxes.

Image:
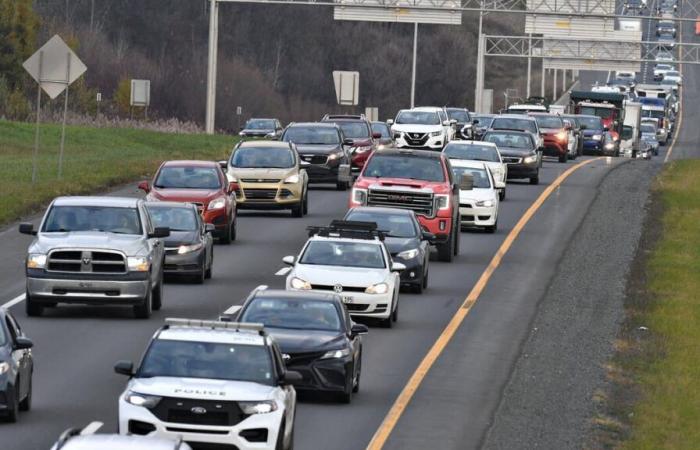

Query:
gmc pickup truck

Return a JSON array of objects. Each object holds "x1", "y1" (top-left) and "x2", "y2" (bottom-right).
[{"x1": 19, "y1": 197, "x2": 169, "y2": 318}]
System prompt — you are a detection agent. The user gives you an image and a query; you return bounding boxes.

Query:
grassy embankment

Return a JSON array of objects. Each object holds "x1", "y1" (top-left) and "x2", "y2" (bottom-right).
[
  {"x1": 0, "y1": 120, "x2": 235, "y2": 226},
  {"x1": 608, "y1": 160, "x2": 700, "y2": 449}
]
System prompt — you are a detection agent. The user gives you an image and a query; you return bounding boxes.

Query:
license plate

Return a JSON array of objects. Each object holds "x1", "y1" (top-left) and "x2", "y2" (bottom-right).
[{"x1": 342, "y1": 296, "x2": 354, "y2": 304}]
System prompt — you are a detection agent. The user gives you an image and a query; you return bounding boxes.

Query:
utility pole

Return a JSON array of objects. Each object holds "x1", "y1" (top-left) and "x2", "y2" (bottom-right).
[
  {"x1": 205, "y1": 0, "x2": 220, "y2": 134},
  {"x1": 526, "y1": 33, "x2": 532, "y2": 98},
  {"x1": 411, "y1": 23, "x2": 418, "y2": 108},
  {"x1": 474, "y1": 1, "x2": 485, "y2": 112}
]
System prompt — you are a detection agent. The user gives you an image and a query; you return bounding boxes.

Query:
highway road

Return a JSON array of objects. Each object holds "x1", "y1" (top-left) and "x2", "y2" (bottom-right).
[{"x1": 1, "y1": 17, "x2": 698, "y2": 450}]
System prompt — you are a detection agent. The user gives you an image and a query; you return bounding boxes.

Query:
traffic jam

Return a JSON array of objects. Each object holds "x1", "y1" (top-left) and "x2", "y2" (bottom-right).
[{"x1": 4, "y1": 55, "x2": 681, "y2": 448}]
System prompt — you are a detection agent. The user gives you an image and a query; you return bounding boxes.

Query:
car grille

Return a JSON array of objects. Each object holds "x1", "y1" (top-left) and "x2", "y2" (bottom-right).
[
  {"x1": 367, "y1": 189, "x2": 434, "y2": 217},
  {"x1": 148, "y1": 396, "x2": 248, "y2": 427},
  {"x1": 242, "y1": 188, "x2": 277, "y2": 200},
  {"x1": 403, "y1": 132, "x2": 429, "y2": 146},
  {"x1": 286, "y1": 351, "x2": 326, "y2": 367},
  {"x1": 311, "y1": 284, "x2": 366, "y2": 293},
  {"x1": 240, "y1": 178, "x2": 280, "y2": 183},
  {"x1": 345, "y1": 304, "x2": 369, "y2": 312},
  {"x1": 502, "y1": 156, "x2": 522, "y2": 164},
  {"x1": 300, "y1": 154, "x2": 328, "y2": 165},
  {"x1": 47, "y1": 250, "x2": 126, "y2": 273}
]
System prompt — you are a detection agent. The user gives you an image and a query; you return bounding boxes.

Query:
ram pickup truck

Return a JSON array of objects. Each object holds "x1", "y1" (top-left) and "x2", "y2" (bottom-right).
[{"x1": 19, "y1": 196, "x2": 169, "y2": 319}]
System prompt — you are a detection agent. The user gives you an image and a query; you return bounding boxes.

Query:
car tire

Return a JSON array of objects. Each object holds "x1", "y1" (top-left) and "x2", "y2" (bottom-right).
[
  {"x1": 302, "y1": 190, "x2": 309, "y2": 215},
  {"x1": 134, "y1": 285, "x2": 153, "y2": 319},
  {"x1": 25, "y1": 291, "x2": 43, "y2": 317},
  {"x1": 152, "y1": 269, "x2": 163, "y2": 310},
  {"x1": 291, "y1": 200, "x2": 304, "y2": 218},
  {"x1": 422, "y1": 266, "x2": 429, "y2": 290},
  {"x1": 486, "y1": 220, "x2": 498, "y2": 234},
  {"x1": 219, "y1": 222, "x2": 232, "y2": 245},
  {"x1": 4, "y1": 385, "x2": 18, "y2": 423},
  {"x1": 437, "y1": 231, "x2": 454, "y2": 262},
  {"x1": 205, "y1": 249, "x2": 213, "y2": 279},
  {"x1": 276, "y1": 419, "x2": 286, "y2": 450},
  {"x1": 336, "y1": 180, "x2": 349, "y2": 191},
  {"x1": 558, "y1": 153, "x2": 567, "y2": 163},
  {"x1": 193, "y1": 263, "x2": 205, "y2": 285},
  {"x1": 352, "y1": 352, "x2": 362, "y2": 393},
  {"x1": 19, "y1": 375, "x2": 31, "y2": 412},
  {"x1": 499, "y1": 188, "x2": 506, "y2": 201},
  {"x1": 530, "y1": 174, "x2": 540, "y2": 185},
  {"x1": 411, "y1": 280, "x2": 423, "y2": 294},
  {"x1": 453, "y1": 222, "x2": 460, "y2": 256}
]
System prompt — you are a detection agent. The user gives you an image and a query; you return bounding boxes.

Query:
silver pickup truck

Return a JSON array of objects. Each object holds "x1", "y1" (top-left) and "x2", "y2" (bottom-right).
[{"x1": 19, "y1": 197, "x2": 169, "y2": 318}]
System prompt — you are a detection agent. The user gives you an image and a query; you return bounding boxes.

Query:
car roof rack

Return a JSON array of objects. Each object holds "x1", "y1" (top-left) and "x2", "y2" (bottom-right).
[
  {"x1": 55, "y1": 422, "x2": 104, "y2": 449},
  {"x1": 307, "y1": 220, "x2": 385, "y2": 241},
  {"x1": 164, "y1": 318, "x2": 266, "y2": 336},
  {"x1": 322, "y1": 114, "x2": 366, "y2": 121}
]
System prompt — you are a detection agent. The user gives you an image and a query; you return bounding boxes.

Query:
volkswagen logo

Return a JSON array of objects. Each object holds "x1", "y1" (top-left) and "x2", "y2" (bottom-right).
[
  {"x1": 191, "y1": 406, "x2": 207, "y2": 415},
  {"x1": 82, "y1": 258, "x2": 91, "y2": 265},
  {"x1": 333, "y1": 284, "x2": 343, "y2": 294}
]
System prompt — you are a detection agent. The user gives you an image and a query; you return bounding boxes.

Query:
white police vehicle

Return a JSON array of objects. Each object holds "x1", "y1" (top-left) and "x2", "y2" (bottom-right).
[
  {"x1": 50, "y1": 421, "x2": 192, "y2": 450},
  {"x1": 282, "y1": 221, "x2": 404, "y2": 327},
  {"x1": 115, "y1": 318, "x2": 300, "y2": 450}
]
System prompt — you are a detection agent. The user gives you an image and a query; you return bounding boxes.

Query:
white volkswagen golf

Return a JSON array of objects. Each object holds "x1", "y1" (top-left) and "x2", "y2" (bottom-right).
[
  {"x1": 443, "y1": 140, "x2": 508, "y2": 200},
  {"x1": 451, "y1": 160, "x2": 500, "y2": 233},
  {"x1": 283, "y1": 221, "x2": 404, "y2": 327}
]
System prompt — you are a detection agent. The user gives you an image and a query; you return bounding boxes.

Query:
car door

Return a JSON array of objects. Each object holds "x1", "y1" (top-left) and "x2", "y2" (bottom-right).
[
  {"x1": 272, "y1": 343, "x2": 296, "y2": 435},
  {"x1": 197, "y1": 211, "x2": 212, "y2": 268},
  {"x1": 141, "y1": 205, "x2": 164, "y2": 280},
  {"x1": 5, "y1": 314, "x2": 30, "y2": 399},
  {"x1": 343, "y1": 307, "x2": 361, "y2": 377}
]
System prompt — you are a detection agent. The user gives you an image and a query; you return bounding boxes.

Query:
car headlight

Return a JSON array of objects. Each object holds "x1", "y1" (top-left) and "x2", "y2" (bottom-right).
[
  {"x1": 476, "y1": 199, "x2": 495, "y2": 207},
  {"x1": 365, "y1": 282, "x2": 389, "y2": 294},
  {"x1": 127, "y1": 256, "x2": 150, "y2": 272},
  {"x1": 0, "y1": 362, "x2": 10, "y2": 375},
  {"x1": 523, "y1": 154, "x2": 538, "y2": 164},
  {"x1": 556, "y1": 131, "x2": 568, "y2": 142},
  {"x1": 178, "y1": 243, "x2": 203, "y2": 254},
  {"x1": 321, "y1": 348, "x2": 351, "y2": 359},
  {"x1": 430, "y1": 131, "x2": 442, "y2": 137},
  {"x1": 283, "y1": 174, "x2": 300, "y2": 184},
  {"x1": 125, "y1": 391, "x2": 162, "y2": 408},
  {"x1": 239, "y1": 400, "x2": 278, "y2": 414},
  {"x1": 604, "y1": 143, "x2": 615, "y2": 149},
  {"x1": 397, "y1": 248, "x2": 420, "y2": 260},
  {"x1": 290, "y1": 276, "x2": 311, "y2": 290},
  {"x1": 351, "y1": 188, "x2": 367, "y2": 205},
  {"x1": 592, "y1": 134, "x2": 602, "y2": 141},
  {"x1": 27, "y1": 254, "x2": 47, "y2": 269},
  {"x1": 327, "y1": 151, "x2": 343, "y2": 161},
  {"x1": 208, "y1": 196, "x2": 227, "y2": 210},
  {"x1": 435, "y1": 194, "x2": 450, "y2": 210}
]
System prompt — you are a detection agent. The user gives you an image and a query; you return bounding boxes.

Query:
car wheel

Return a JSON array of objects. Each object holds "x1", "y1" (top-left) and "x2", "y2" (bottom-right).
[
  {"x1": 437, "y1": 231, "x2": 454, "y2": 262},
  {"x1": 205, "y1": 249, "x2": 213, "y2": 279},
  {"x1": 193, "y1": 262, "x2": 206, "y2": 284},
  {"x1": 4, "y1": 385, "x2": 18, "y2": 423},
  {"x1": 558, "y1": 153, "x2": 567, "y2": 163},
  {"x1": 302, "y1": 189, "x2": 309, "y2": 215},
  {"x1": 19, "y1": 375, "x2": 31, "y2": 412},
  {"x1": 411, "y1": 280, "x2": 424, "y2": 294},
  {"x1": 530, "y1": 174, "x2": 540, "y2": 185},
  {"x1": 230, "y1": 218, "x2": 237, "y2": 242},
  {"x1": 219, "y1": 222, "x2": 232, "y2": 245},
  {"x1": 392, "y1": 294, "x2": 399, "y2": 323},
  {"x1": 486, "y1": 220, "x2": 498, "y2": 234},
  {"x1": 422, "y1": 265, "x2": 429, "y2": 290},
  {"x1": 291, "y1": 200, "x2": 304, "y2": 218},
  {"x1": 25, "y1": 291, "x2": 43, "y2": 317},
  {"x1": 133, "y1": 285, "x2": 153, "y2": 319},
  {"x1": 275, "y1": 419, "x2": 286, "y2": 450},
  {"x1": 453, "y1": 221, "x2": 460, "y2": 256},
  {"x1": 336, "y1": 180, "x2": 349, "y2": 191},
  {"x1": 352, "y1": 352, "x2": 362, "y2": 393},
  {"x1": 499, "y1": 188, "x2": 506, "y2": 201},
  {"x1": 152, "y1": 269, "x2": 163, "y2": 310}
]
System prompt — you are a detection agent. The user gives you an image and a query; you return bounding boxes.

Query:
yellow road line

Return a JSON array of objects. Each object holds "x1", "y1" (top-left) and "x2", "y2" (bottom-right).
[
  {"x1": 366, "y1": 157, "x2": 603, "y2": 450},
  {"x1": 664, "y1": 15, "x2": 684, "y2": 163}
]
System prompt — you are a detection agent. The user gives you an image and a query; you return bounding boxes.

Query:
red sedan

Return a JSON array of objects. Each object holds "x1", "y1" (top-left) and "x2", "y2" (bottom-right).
[{"x1": 139, "y1": 160, "x2": 237, "y2": 244}]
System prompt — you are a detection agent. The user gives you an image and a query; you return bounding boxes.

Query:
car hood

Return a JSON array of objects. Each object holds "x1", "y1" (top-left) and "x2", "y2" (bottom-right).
[
  {"x1": 31, "y1": 232, "x2": 147, "y2": 256},
  {"x1": 147, "y1": 189, "x2": 223, "y2": 204},
  {"x1": 497, "y1": 147, "x2": 534, "y2": 157},
  {"x1": 384, "y1": 237, "x2": 421, "y2": 255},
  {"x1": 293, "y1": 265, "x2": 386, "y2": 287},
  {"x1": 459, "y1": 187, "x2": 497, "y2": 203},
  {"x1": 266, "y1": 328, "x2": 346, "y2": 354},
  {"x1": 359, "y1": 177, "x2": 451, "y2": 195},
  {"x1": 162, "y1": 230, "x2": 199, "y2": 247},
  {"x1": 294, "y1": 144, "x2": 341, "y2": 155},
  {"x1": 391, "y1": 124, "x2": 443, "y2": 133},
  {"x1": 228, "y1": 167, "x2": 295, "y2": 180},
  {"x1": 128, "y1": 376, "x2": 277, "y2": 401}
]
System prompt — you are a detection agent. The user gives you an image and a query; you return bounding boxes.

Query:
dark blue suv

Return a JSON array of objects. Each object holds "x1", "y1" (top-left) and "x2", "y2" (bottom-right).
[{"x1": 0, "y1": 308, "x2": 34, "y2": 422}]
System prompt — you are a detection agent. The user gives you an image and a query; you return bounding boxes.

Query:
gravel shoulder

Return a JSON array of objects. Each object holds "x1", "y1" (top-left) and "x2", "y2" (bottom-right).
[{"x1": 482, "y1": 158, "x2": 662, "y2": 450}]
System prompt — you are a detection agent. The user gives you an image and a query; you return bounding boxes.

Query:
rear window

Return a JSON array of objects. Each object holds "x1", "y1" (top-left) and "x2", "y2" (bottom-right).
[
  {"x1": 483, "y1": 132, "x2": 533, "y2": 149},
  {"x1": 491, "y1": 118, "x2": 538, "y2": 134},
  {"x1": 336, "y1": 122, "x2": 370, "y2": 139},
  {"x1": 363, "y1": 154, "x2": 445, "y2": 182},
  {"x1": 533, "y1": 116, "x2": 564, "y2": 129}
]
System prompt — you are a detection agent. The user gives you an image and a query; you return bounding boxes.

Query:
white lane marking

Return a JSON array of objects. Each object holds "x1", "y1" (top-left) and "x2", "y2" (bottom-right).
[
  {"x1": 275, "y1": 267, "x2": 291, "y2": 276},
  {"x1": 2, "y1": 293, "x2": 26, "y2": 309}
]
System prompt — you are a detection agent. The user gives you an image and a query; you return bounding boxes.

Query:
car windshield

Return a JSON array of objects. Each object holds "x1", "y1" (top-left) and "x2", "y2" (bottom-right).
[
  {"x1": 473, "y1": 115, "x2": 494, "y2": 127},
  {"x1": 300, "y1": 241, "x2": 385, "y2": 268},
  {"x1": 533, "y1": 116, "x2": 564, "y2": 129},
  {"x1": 643, "y1": 109, "x2": 665, "y2": 119},
  {"x1": 395, "y1": 111, "x2": 441, "y2": 125},
  {"x1": 245, "y1": 119, "x2": 275, "y2": 130},
  {"x1": 641, "y1": 124, "x2": 657, "y2": 133},
  {"x1": 282, "y1": 127, "x2": 340, "y2": 145},
  {"x1": 371, "y1": 122, "x2": 391, "y2": 138},
  {"x1": 231, "y1": 147, "x2": 295, "y2": 169},
  {"x1": 147, "y1": 206, "x2": 198, "y2": 232},
  {"x1": 444, "y1": 143, "x2": 500, "y2": 162},
  {"x1": 336, "y1": 122, "x2": 370, "y2": 139},
  {"x1": 661, "y1": 79, "x2": 678, "y2": 86},
  {"x1": 491, "y1": 118, "x2": 537, "y2": 133},
  {"x1": 447, "y1": 109, "x2": 470, "y2": 122},
  {"x1": 155, "y1": 166, "x2": 221, "y2": 190},
  {"x1": 452, "y1": 167, "x2": 491, "y2": 189},
  {"x1": 362, "y1": 154, "x2": 445, "y2": 182},
  {"x1": 240, "y1": 298, "x2": 341, "y2": 332},
  {"x1": 483, "y1": 132, "x2": 533, "y2": 149},
  {"x1": 139, "y1": 340, "x2": 273, "y2": 385},
  {"x1": 43, "y1": 205, "x2": 141, "y2": 234},
  {"x1": 344, "y1": 211, "x2": 417, "y2": 238},
  {"x1": 579, "y1": 107, "x2": 614, "y2": 119},
  {"x1": 577, "y1": 117, "x2": 604, "y2": 130}
]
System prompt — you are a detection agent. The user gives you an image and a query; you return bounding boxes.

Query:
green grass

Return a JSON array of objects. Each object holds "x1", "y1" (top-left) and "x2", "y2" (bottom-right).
[
  {"x1": 0, "y1": 120, "x2": 236, "y2": 225},
  {"x1": 621, "y1": 160, "x2": 700, "y2": 449}
]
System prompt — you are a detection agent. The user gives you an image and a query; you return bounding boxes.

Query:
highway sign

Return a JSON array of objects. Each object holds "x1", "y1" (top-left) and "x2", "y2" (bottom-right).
[
  {"x1": 22, "y1": 35, "x2": 87, "y2": 100},
  {"x1": 130, "y1": 80, "x2": 151, "y2": 107},
  {"x1": 333, "y1": 0, "x2": 462, "y2": 25},
  {"x1": 333, "y1": 71, "x2": 360, "y2": 106}
]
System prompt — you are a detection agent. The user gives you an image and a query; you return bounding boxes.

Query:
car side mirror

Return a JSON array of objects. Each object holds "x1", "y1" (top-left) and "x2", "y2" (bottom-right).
[
  {"x1": 19, "y1": 223, "x2": 36, "y2": 236},
  {"x1": 14, "y1": 336, "x2": 33, "y2": 350},
  {"x1": 205, "y1": 224, "x2": 216, "y2": 233},
  {"x1": 227, "y1": 181, "x2": 238, "y2": 194},
  {"x1": 282, "y1": 255, "x2": 296, "y2": 266},
  {"x1": 350, "y1": 323, "x2": 369, "y2": 336},
  {"x1": 149, "y1": 227, "x2": 170, "y2": 239},
  {"x1": 137, "y1": 180, "x2": 151, "y2": 193},
  {"x1": 218, "y1": 160, "x2": 228, "y2": 169},
  {"x1": 421, "y1": 231, "x2": 436, "y2": 242},
  {"x1": 386, "y1": 119, "x2": 394, "y2": 126},
  {"x1": 442, "y1": 120, "x2": 451, "y2": 126},
  {"x1": 114, "y1": 360, "x2": 134, "y2": 376},
  {"x1": 343, "y1": 139, "x2": 354, "y2": 147},
  {"x1": 372, "y1": 132, "x2": 382, "y2": 139},
  {"x1": 300, "y1": 160, "x2": 311, "y2": 168},
  {"x1": 460, "y1": 174, "x2": 474, "y2": 191},
  {"x1": 391, "y1": 262, "x2": 406, "y2": 272},
  {"x1": 472, "y1": 119, "x2": 480, "y2": 125},
  {"x1": 281, "y1": 370, "x2": 303, "y2": 385}
]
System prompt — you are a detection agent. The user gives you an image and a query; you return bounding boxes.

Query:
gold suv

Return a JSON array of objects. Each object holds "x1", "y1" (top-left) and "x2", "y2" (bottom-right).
[{"x1": 225, "y1": 140, "x2": 309, "y2": 217}]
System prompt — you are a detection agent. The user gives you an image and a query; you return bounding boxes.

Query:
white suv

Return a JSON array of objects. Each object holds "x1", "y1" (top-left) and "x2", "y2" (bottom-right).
[
  {"x1": 283, "y1": 221, "x2": 404, "y2": 327},
  {"x1": 51, "y1": 422, "x2": 192, "y2": 450},
  {"x1": 115, "y1": 319, "x2": 300, "y2": 450},
  {"x1": 389, "y1": 107, "x2": 455, "y2": 150}
]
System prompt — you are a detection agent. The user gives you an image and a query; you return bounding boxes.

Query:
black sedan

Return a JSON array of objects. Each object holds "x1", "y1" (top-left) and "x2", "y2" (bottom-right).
[
  {"x1": 344, "y1": 206, "x2": 432, "y2": 293},
  {"x1": 231, "y1": 289, "x2": 367, "y2": 403},
  {"x1": 0, "y1": 308, "x2": 34, "y2": 422},
  {"x1": 145, "y1": 202, "x2": 215, "y2": 283},
  {"x1": 482, "y1": 130, "x2": 541, "y2": 185}
]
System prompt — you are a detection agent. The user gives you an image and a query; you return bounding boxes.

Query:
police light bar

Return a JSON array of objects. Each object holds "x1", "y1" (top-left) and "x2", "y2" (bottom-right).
[{"x1": 165, "y1": 318, "x2": 264, "y2": 333}]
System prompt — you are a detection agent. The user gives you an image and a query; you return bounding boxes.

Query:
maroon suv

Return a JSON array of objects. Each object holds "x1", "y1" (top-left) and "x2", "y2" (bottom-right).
[{"x1": 321, "y1": 114, "x2": 381, "y2": 172}]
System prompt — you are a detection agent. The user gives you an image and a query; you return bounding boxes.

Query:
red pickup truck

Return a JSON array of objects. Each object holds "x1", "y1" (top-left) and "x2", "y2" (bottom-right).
[{"x1": 349, "y1": 149, "x2": 460, "y2": 262}]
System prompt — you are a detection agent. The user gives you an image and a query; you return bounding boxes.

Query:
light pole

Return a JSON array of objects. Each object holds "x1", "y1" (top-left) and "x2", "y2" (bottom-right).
[
  {"x1": 205, "y1": 0, "x2": 220, "y2": 134},
  {"x1": 411, "y1": 22, "x2": 418, "y2": 108}
]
